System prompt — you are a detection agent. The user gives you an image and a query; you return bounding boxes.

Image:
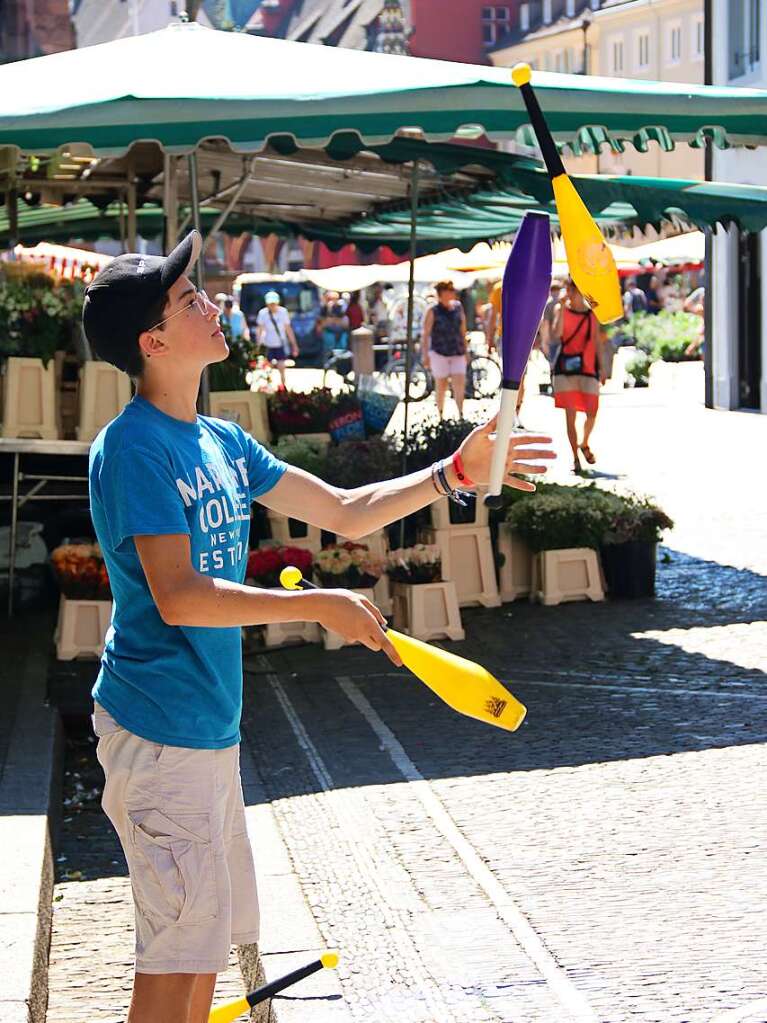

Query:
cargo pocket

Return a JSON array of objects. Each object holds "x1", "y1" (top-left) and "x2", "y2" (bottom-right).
[{"x1": 128, "y1": 809, "x2": 219, "y2": 925}]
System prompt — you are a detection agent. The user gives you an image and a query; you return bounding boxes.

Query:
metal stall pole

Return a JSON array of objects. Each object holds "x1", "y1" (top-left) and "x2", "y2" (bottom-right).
[
  {"x1": 163, "y1": 153, "x2": 179, "y2": 254},
  {"x1": 188, "y1": 152, "x2": 209, "y2": 414},
  {"x1": 399, "y1": 159, "x2": 420, "y2": 548}
]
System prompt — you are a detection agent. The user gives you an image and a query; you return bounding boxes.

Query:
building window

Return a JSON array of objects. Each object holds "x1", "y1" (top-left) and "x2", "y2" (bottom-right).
[
  {"x1": 590, "y1": 0, "x2": 600, "y2": 9},
  {"x1": 520, "y1": 2, "x2": 529, "y2": 32},
  {"x1": 482, "y1": 6, "x2": 511, "y2": 45},
  {"x1": 693, "y1": 17, "x2": 704, "y2": 59},
  {"x1": 170, "y1": 0, "x2": 178, "y2": 13},
  {"x1": 668, "y1": 23, "x2": 682, "y2": 63},
  {"x1": 554, "y1": 49, "x2": 563, "y2": 71},
  {"x1": 566, "y1": 0, "x2": 576, "y2": 15},
  {"x1": 543, "y1": 0, "x2": 552, "y2": 24},
  {"x1": 637, "y1": 30, "x2": 650, "y2": 69},
  {"x1": 611, "y1": 38, "x2": 624, "y2": 73},
  {"x1": 544, "y1": 51, "x2": 551, "y2": 69},
  {"x1": 729, "y1": 0, "x2": 760, "y2": 77}
]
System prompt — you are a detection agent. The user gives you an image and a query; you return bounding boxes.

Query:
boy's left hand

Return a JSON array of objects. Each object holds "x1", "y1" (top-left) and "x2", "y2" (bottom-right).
[{"x1": 458, "y1": 415, "x2": 555, "y2": 494}]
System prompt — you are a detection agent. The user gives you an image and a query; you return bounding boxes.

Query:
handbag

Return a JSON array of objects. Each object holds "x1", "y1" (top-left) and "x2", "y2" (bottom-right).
[{"x1": 556, "y1": 313, "x2": 590, "y2": 376}]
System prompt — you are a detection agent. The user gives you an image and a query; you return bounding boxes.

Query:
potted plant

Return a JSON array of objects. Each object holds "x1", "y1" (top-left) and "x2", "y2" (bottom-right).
[
  {"x1": 245, "y1": 545, "x2": 313, "y2": 589},
  {"x1": 323, "y1": 437, "x2": 398, "y2": 490},
  {"x1": 265, "y1": 437, "x2": 329, "y2": 540},
  {"x1": 0, "y1": 267, "x2": 84, "y2": 438},
  {"x1": 506, "y1": 490, "x2": 607, "y2": 554},
  {"x1": 314, "y1": 542, "x2": 384, "y2": 590},
  {"x1": 51, "y1": 542, "x2": 111, "y2": 601},
  {"x1": 385, "y1": 545, "x2": 442, "y2": 584},
  {"x1": 599, "y1": 494, "x2": 674, "y2": 598},
  {"x1": 268, "y1": 386, "x2": 336, "y2": 439}
]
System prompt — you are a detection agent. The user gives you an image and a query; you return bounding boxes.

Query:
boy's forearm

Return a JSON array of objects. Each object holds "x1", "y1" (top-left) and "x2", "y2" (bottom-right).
[
  {"x1": 164, "y1": 575, "x2": 330, "y2": 629},
  {"x1": 337, "y1": 463, "x2": 461, "y2": 540}
]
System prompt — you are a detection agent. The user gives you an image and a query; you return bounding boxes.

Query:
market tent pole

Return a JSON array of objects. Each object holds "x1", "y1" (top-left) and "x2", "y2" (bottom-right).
[
  {"x1": 126, "y1": 153, "x2": 137, "y2": 251},
  {"x1": 163, "y1": 153, "x2": 178, "y2": 254},
  {"x1": 188, "y1": 151, "x2": 209, "y2": 414},
  {"x1": 7, "y1": 183, "x2": 17, "y2": 253},
  {"x1": 399, "y1": 158, "x2": 419, "y2": 548}
]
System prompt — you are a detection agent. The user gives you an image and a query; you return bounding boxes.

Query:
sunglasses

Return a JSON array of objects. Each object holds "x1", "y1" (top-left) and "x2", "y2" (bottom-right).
[{"x1": 148, "y1": 289, "x2": 212, "y2": 331}]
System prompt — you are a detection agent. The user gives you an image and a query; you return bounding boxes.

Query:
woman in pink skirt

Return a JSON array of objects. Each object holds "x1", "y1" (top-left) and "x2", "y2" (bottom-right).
[{"x1": 549, "y1": 278, "x2": 608, "y2": 474}]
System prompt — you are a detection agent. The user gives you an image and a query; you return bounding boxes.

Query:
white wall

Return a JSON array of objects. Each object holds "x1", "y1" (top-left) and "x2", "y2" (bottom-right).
[
  {"x1": 710, "y1": 0, "x2": 767, "y2": 410},
  {"x1": 74, "y1": 0, "x2": 201, "y2": 48}
]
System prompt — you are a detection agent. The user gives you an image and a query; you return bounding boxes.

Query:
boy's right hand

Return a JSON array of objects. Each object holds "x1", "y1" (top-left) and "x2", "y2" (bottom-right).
[{"x1": 309, "y1": 589, "x2": 402, "y2": 666}]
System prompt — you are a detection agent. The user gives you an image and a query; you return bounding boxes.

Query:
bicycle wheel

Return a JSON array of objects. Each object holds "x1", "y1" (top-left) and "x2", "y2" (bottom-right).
[
  {"x1": 382, "y1": 358, "x2": 433, "y2": 402},
  {"x1": 467, "y1": 354, "x2": 502, "y2": 399}
]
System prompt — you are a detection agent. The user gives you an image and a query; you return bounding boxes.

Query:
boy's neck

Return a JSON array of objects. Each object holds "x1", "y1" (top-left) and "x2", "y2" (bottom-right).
[{"x1": 136, "y1": 375, "x2": 200, "y2": 424}]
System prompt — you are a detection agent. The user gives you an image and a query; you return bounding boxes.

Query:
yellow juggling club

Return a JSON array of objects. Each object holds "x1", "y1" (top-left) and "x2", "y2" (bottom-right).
[
  {"x1": 280, "y1": 567, "x2": 526, "y2": 733},
  {"x1": 208, "y1": 952, "x2": 339, "y2": 1022},
  {"x1": 511, "y1": 62, "x2": 623, "y2": 325}
]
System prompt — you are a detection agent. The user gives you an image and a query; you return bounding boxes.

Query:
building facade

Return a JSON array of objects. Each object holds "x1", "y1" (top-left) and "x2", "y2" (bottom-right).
[
  {"x1": 489, "y1": 0, "x2": 704, "y2": 180},
  {"x1": 709, "y1": 0, "x2": 767, "y2": 412},
  {"x1": 0, "y1": 0, "x2": 74, "y2": 60}
]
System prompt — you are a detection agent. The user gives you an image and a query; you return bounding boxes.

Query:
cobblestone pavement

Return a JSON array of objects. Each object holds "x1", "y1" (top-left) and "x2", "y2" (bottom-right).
[
  {"x1": 44, "y1": 390, "x2": 767, "y2": 1023},
  {"x1": 242, "y1": 393, "x2": 767, "y2": 1023}
]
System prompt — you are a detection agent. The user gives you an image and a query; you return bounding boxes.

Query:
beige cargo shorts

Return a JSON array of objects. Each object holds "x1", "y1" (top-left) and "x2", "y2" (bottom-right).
[{"x1": 94, "y1": 703, "x2": 260, "y2": 975}]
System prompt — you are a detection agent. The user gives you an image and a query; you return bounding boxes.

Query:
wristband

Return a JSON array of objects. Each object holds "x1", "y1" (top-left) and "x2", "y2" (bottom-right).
[
  {"x1": 437, "y1": 459, "x2": 469, "y2": 507},
  {"x1": 452, "y1": 451, "x2": 475, "y2": 489}
]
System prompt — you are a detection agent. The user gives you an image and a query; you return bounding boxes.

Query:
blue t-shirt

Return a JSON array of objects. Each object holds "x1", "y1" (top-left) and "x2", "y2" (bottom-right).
[{"x1": 89, "y1": 395, "x2": 287, "y2": 749}]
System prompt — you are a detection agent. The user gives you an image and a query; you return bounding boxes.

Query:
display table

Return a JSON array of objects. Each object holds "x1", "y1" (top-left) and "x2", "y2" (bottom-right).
[{"x1": 0, "y1": 438, "x2": 91, "y2": 616}]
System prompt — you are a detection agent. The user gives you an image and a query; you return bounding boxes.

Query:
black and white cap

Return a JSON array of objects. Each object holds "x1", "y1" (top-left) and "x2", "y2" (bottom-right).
[{"x1": 82, "y1": 230, "x2": 202, "y2": 371}]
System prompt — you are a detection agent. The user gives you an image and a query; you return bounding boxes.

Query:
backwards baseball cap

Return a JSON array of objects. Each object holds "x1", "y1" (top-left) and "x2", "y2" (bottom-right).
[{"x1": 82, "y1": 230, "x2": 202, "y2": 372}]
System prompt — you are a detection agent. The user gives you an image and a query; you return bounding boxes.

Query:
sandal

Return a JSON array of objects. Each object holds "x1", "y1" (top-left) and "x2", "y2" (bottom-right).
[
  {"x1": 573, "y1": 453, "x2": 583, "y2": 475},
  {"x1": 579, "y1": 444, "x2": 596, "y2": 465}
]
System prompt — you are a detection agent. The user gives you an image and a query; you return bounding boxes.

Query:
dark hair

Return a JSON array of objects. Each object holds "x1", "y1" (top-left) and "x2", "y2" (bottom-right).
[
  {"x1": 350, "y1": 291, "x2": 360, "y2": 302},
  {"x1": 126, "y1": 292, "x2": 167, "y2": 378},
  {"x1": 435, "y1": 280, "x2": 455, "y2": 295},
  {"x1": 224, "y1": 299, "x2": 233, "y2": 308}
]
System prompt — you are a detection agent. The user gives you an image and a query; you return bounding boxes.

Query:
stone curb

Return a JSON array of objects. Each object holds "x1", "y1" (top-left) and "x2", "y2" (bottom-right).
[
  {"x1": 0, "y1": 645, "x2": 62, "y2": 1023},
  {"x1": 240, "y1": 733, "x2": 351, "y2": 1023}
]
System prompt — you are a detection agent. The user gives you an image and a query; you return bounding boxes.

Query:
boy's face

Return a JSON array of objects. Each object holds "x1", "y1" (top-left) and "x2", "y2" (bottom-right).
[{"x1": 144, "y1": 275, "x2": 229, "y2": 371}]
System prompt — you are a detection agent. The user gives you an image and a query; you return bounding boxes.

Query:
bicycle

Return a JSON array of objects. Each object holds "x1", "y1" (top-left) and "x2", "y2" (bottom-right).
[{"x1": 381, "y1": 339, "x2": 502, "y2": 403}]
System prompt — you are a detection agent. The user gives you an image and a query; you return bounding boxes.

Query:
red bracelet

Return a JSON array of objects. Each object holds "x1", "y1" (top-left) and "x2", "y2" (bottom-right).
[{"x1": 452, "y1": 451, "x2": 475, "y2": 488}]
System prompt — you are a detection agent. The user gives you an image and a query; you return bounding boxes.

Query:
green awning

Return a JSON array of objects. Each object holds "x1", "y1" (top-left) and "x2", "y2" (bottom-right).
[
  {"x1": 0, "y1": 200, "x2": 264, "y2": 245},
  {"x1": 0, "y1": 21, "x2": 766, "y2": 157},
  {"x1": 7, "y1": 165, "x2": 767, "y2": 255}
]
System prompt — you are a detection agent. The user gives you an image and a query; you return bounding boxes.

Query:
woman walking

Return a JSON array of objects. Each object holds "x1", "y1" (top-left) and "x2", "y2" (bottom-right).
[
  {"x1": 549, "y1": 278, "x2": 607, "y2": 474},
  {"x1": 422, "y1": 280, "x2": 467, "y2": 418}
]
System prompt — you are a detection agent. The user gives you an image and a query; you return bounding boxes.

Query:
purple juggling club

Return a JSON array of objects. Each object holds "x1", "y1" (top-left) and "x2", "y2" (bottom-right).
[{"x1": 484, "y1": 211, "x2": 552, "y2": 509}]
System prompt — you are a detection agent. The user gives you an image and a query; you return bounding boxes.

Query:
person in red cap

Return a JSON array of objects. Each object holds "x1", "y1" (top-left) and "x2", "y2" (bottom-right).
[{"x1": 83, "y1": 230, "x2": 554, "y2": 1022}]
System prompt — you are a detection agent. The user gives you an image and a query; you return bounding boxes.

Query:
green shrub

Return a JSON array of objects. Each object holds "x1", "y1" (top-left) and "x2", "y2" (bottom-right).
[
  {"x1": 323, "y1": 437, "x2": 399, "y2": 489},
  {"x1": 625, "y1": 311, "x2": 702, "y2": 363},
  {"x1": 270, "y1": 436, "x2": 328, "y2": 478}
]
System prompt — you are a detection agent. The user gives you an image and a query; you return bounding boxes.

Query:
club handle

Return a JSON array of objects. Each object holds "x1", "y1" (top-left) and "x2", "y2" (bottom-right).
[
  {"x1": 280, "y1": 571, "x2": 390, "y2": 635},
  {"x1": 484, "y1": 389, "x2": 518, "y2": 509},
  {"x1": 511, "y1": 64, "x2": 566, "y2": 180}
]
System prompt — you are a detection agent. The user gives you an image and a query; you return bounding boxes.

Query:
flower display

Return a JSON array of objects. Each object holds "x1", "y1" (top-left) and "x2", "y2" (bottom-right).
[
  {"x1": 246, "y1": 545, "x2": 313, "y2": 588},
  {"x1": 51, "y1": 543, "x2": 111, "y2": 600},
  {"x1": 268, "y1": 387, "x2": 337, "y2": 435},
  {"x1": 314, "y1": 542, "x2": 384, "y2": 589},
  {"x1": 385, "y1": 545, "x2": 442, "y2": 584}
]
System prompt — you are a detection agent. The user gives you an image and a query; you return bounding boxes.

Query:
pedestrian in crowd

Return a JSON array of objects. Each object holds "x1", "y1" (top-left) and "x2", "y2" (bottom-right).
[
  {"x1": 645, "y1": 273, "x2": 665, "y2": 315},
  {"x1": 316, "y1": 290, "x2": 350, "y2": 354},
  {"x1": 370, "y1": 284, "x2": 390, "y2": 340},
  {"x1": 221, "y1": 296, "x2": 249, "y2": 344},
  {"x1": 81, "y1": 229, "x2": 555, "y2": 1022},
  {"x1": 346, "y1": 290, "x2": 365, "y2": 332},
  {"x1": 422, "y1": 279, "x2": 468, "y2": 418},
  {"x1": 549, "y1": 277, "x2": 608, "y2": 474},
  {"x1": 683, "y1": 283, "x2": 706, "y2": 356},
  {"x1": 255, "y1": 290, "x2": 298, "y2": 390},
  {"x1": 622, "y1": 276, "x2": 648, "y2": 318},
  {"x1": 486, "y1": 278, "x2": 502, "y2": 354}
]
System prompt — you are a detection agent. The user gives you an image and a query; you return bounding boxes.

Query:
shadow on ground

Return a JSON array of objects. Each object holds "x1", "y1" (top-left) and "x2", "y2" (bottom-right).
[{"x1": 243, "y1": 548, "x2": 767, "y2": 803}]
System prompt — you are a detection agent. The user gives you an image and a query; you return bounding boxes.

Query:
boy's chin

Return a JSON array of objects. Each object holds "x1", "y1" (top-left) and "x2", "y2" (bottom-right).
[{"x1": 208, "y1": 343, "x2": 230, "y2": 365}]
